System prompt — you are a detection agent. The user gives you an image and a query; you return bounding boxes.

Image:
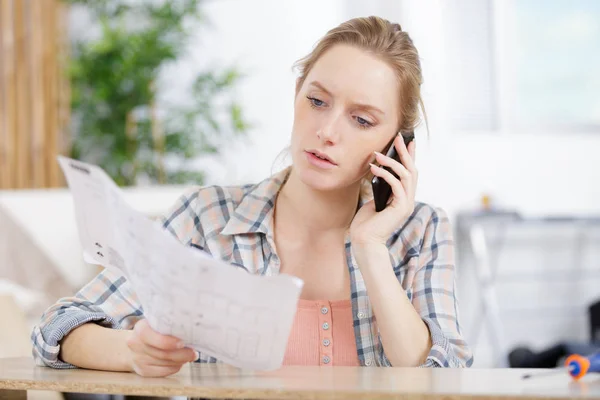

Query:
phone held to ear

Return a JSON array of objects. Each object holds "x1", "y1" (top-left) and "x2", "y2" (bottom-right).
[{"x1": 371, "y1": 131, "x2": 415, "y2": 212}]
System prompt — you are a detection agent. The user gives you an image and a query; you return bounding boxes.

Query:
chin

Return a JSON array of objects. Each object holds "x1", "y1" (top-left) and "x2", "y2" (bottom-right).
[
  {"x1": 296, "y1": 167, "x2": 339, "y2": 191},
  {"x1": 294, "y1": 159, "x2": 361, "y2": 193}
]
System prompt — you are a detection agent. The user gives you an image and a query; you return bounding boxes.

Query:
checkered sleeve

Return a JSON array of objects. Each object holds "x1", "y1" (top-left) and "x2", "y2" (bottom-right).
[
  {"x1": 31, "y1": 268, "x2": 143, "y2": 368},
  {"x1": 411, "y1": 207, "x2": 474, "y2": 368},
  {"x1": 32, "y1": 187, "x2": 205, "y2": 369}
]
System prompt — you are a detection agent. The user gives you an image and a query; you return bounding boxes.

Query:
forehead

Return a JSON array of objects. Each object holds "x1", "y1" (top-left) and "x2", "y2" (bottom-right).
[{"x1": 304, "y1": 44, "x2": 399, "y2": 111}]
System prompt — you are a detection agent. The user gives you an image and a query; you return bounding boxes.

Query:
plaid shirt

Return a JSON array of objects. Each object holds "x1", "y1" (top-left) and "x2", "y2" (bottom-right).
[{"x1": 32, "y1": 167, "x2": 473, "y2": 368}]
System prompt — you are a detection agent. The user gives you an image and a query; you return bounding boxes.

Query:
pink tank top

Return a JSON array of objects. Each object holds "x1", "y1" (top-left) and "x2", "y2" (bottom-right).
[{"x1": 283, "y1": 299, "x2": 361, "y2": 366}]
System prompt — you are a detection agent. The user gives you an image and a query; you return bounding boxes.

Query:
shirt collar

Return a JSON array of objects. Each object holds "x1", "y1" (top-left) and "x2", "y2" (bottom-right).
[
  {"x1": 221, "y1": 167, "x2": 372, "y2": 237},
  {"x1": 220, "y1": 167, "x2": 291, "y2": 237}
]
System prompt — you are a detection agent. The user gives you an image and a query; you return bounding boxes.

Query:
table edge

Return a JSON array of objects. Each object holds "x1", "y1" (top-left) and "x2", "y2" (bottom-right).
[{"x1": 0, "y1": 380, "x2": 592, "y2": 400}]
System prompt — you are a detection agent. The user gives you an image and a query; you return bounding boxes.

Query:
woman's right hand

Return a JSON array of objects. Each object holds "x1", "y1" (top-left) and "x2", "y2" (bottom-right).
[{"x1": 126, "y1": 319, "x2": 198, "y2": 377}]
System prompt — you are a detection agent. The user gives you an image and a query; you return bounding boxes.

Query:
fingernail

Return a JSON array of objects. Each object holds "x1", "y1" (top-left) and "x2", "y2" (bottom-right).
[
  {"x1": 194, "y1": 351, "x2": 200, "y2": 361},
  {"x1": 373, "y1": 151, "x2": 382, "y2": 157},
  {"x1": 369, "y1": 163, "x2": 378, "y2": 169}
]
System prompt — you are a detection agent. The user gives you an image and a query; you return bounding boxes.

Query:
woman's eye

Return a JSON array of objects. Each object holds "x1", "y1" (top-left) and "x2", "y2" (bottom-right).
[
  {"x1": 307, "y1": 96, "x2": 325, "y2": 108},
  {"x1": 356, "y1": 116, "x2": 373, "y2": 128}
]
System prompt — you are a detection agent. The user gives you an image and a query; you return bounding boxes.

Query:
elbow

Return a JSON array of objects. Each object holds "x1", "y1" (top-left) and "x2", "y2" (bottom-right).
[{"x1": 421, "y1": 318, "x2": 474, "y2": 368}]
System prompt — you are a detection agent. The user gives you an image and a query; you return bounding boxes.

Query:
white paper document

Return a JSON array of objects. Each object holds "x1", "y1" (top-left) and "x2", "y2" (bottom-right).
[{"x1": 57, "y1": 156, "x2": 303, "y2": 370}]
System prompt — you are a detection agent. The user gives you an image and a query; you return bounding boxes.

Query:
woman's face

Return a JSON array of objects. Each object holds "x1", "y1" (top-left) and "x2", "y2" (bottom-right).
[{"x1": 290, "y1": 44, "x2": 400, "y2": 192}]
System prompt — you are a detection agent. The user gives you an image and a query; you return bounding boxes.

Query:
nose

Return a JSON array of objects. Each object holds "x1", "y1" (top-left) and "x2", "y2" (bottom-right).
[{"x1": 317, "y1": 113, "x2": 342, "y2": 145}]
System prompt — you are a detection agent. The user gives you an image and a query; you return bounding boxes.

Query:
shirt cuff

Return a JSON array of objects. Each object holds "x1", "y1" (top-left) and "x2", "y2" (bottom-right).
[
  {"x1": 379, "y1": 317, "x2": 458, "y2": 368},
  {"x1": 418, "y1": 317, "x2": 454, "y2": 367},
  {"x1": 31, "y1": 310, "x2": 120, "y2": 369}
]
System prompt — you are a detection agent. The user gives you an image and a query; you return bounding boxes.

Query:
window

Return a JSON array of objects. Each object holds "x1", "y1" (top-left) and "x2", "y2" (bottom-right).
[
  {"x1": 495, "y1": 0, "x2": 600, "y2": 131},
  {"x1": 442, "y1": 0, "x2": 600, "y2": 132}
]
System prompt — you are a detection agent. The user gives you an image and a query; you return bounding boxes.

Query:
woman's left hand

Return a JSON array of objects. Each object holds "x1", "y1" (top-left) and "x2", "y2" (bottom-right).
[{"x1": 350, "y1": 133, "x2": 418, "y2": 246}]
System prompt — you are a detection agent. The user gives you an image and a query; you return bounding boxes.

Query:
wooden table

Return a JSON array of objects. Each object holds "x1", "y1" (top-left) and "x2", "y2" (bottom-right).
[{"x1": 1, "y1": 357, "x2": 599, "y2": 400}]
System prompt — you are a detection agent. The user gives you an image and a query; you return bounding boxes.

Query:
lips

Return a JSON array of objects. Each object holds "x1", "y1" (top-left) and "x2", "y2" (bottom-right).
[{"x1": 307, "y1": 150, "x2": 336, "y2": 165}]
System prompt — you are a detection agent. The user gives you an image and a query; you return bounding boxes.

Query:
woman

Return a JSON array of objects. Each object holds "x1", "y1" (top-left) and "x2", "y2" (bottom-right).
[{"x1": 32, "y1": 16, "x2": 473, "y2": 377}]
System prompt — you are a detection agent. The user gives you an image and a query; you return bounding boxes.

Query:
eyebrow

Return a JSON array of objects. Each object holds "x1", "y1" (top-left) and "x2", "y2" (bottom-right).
[{"x1": 308, "y1": 80, "x2": 386, "y2": 116}]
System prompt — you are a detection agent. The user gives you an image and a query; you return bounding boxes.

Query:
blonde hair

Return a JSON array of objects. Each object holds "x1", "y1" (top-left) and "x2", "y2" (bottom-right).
[{"x1": 293, "y1": 16, "x2": 427, "y2": 135}]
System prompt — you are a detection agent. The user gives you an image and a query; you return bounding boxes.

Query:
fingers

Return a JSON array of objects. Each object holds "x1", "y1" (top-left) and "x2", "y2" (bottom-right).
[
  {"x1": 369, "y1": 162, "x2": 406, "y2": 201},
  {"x1": 131, "y1": 360, "x2": 184, "y2": 378},
  {"x1": 373, "y1": 151, "x2": 410, "y2": 181},
  {"x1": 394, "y1": 134, "x2": 417, "y2": 172},
  {"x1": 128, "y1": 319, "x2": 199, "y2": 378},
  {"x1": 372, "y1": 133, "x2": 418, "y2": 196},
  {"x1": 134, "y1": 319, "x2": 184, "y2": 350},
  {"x1": 371, "y1": 133, "x2": 419, "y2": 206},
  {"x1": 127, "y1": 338, "x2": 198, "y2": 364}
]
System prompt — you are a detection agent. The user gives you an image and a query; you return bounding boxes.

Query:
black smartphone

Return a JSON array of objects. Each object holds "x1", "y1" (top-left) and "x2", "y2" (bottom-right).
[{"x1": 371, "y1": 131, "x2": 415, "y2": 212}]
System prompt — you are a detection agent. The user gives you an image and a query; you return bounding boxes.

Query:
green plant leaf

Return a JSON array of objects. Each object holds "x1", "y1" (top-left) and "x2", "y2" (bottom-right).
[{"x1": 65, "y1": 0, "x2": 251, "y2": 186}]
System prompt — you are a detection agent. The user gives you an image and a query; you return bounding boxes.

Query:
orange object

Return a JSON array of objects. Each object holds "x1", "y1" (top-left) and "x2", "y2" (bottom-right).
[{"x1": 565, "y1": 354, "x2": 591, "y2": 380}]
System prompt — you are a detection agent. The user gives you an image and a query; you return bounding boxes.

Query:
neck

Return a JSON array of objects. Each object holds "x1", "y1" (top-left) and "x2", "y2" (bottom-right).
[{"x1": 275, "y1": 168, "x2": 360, "y2": 236}]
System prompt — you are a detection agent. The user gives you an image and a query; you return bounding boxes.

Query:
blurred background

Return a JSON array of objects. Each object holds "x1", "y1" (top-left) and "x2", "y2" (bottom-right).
[{"x1": 1, "y1": 0, "x2": 599, "y2": 370}]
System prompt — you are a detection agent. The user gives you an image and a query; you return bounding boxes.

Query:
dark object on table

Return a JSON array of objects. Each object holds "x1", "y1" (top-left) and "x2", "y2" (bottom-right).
[{"x1": 508, "y1": 299, "x2": 600, "y2": 368}]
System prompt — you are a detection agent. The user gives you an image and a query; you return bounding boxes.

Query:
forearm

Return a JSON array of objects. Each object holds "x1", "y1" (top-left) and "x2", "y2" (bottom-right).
[
  {"x1": 60, "y1": 323, "x2": 133, "y2": 372},
  {"x1": 353, "y1": 243, "x2": 431, "y2": 367}
]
